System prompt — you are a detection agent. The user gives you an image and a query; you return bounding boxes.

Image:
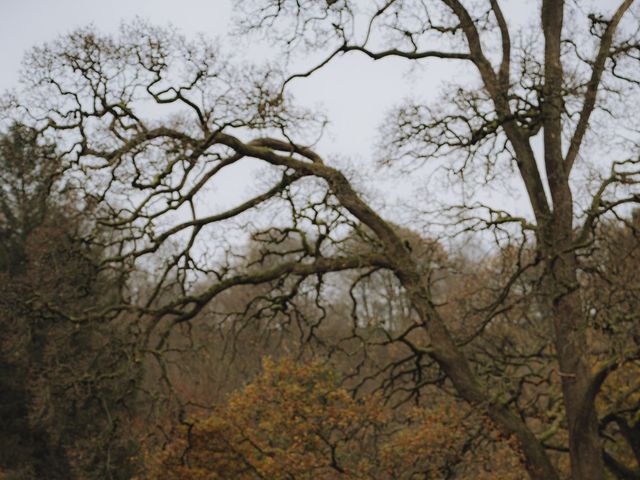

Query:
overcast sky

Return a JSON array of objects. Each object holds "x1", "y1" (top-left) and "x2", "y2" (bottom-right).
[
  {"x1": 1, "y1": 1, "x2": 544, "y2": 232},
  {"x1": 1, "y1": 1, "x2": 465, "y2": 217},
  {"x1": 0, "y1": 0, "x2": 436, "y2": 157}
]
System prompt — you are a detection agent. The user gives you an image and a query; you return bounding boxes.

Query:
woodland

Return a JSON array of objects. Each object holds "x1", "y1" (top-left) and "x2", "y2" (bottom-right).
[{"x1": 0, "y1": 1, "x2": 639, "y2": 479}]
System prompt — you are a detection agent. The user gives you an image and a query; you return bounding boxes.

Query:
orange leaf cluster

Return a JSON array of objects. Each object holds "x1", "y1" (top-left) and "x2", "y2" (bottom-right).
[{"x1": 143, "y1": 358, "x2": 526, "y2": 479}]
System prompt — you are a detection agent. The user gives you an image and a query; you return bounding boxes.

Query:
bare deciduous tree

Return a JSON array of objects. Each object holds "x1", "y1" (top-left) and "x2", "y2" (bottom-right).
[{"x1": 8, "y1": 1, "x2": 640, "y2": 476}]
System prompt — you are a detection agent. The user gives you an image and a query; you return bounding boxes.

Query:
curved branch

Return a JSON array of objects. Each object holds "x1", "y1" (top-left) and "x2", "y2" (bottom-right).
[
  {"x1": 490, "y1": 0, "x2": 511, "y2": 91},
  {"x1": 341, "y1": 44, "x2": 471, "y2": 61},
  {"x1": 565, "y1": 0, "x2": 635, "y2": 173}
]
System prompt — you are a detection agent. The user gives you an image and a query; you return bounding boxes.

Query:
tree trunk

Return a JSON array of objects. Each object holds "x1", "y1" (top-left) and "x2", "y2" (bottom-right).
[
  {"x1": 540, "y1": 0, "x2": 606, "y2": 476},
  {"x1": 546, "y1": 244, "x2": 606, "y2": 480}
]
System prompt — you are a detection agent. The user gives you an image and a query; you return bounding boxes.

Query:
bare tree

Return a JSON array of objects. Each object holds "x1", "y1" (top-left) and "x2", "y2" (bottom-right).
[
  {"x1": 234, "y1": 1, "x2": 640, "y2": 477},
  {"x1": 8, "y1": 2, "x2": 640, "y2": 477}
]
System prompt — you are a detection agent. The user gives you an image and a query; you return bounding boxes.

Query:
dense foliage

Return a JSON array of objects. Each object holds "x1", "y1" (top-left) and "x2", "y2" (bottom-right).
[{"x1": 145, "y1": 358, "x2": 525, "y2": 479}]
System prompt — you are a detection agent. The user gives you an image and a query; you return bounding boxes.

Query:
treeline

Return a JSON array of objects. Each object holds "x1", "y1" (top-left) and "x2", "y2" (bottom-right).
[{"x1": 0, "y1": 123, "x2": 638, "y2": 479}]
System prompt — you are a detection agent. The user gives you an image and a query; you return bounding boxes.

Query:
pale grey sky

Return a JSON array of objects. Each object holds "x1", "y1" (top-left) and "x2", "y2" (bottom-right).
[
  {"x1": 1, "y1": 1, "x2": 635, "y2": 264},
  {"x1": 0, "y1": 0, "x2": 430, "y2": 158},
  {"x1": 0, "y1": 1, "x2": 463, "y2": 215},
  {"x1": 0, "y1": 1, "x2": 545, "y2": 230},
  {"x1": 0, "y1": 1, "x2": 232, "y2": 91}
]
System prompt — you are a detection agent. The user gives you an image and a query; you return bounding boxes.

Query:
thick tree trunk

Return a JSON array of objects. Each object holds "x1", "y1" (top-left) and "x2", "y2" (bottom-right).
[
  {"x1": 540, "y1": 0, "x2": 606, "y2": 476},
  {"x1": 546, "y1": 241, "x2": 606, "y2": 480}
]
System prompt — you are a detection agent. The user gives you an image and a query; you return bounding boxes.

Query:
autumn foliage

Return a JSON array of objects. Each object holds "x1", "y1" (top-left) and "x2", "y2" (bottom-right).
[{"x1": 144, "y1": 358, "x2": 526, "y2": 479}]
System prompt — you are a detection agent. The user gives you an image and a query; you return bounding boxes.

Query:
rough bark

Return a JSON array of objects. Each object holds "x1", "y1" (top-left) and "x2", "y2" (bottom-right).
[{"x1": 541, "y1": 1, "x2": 606, "y2": 478}]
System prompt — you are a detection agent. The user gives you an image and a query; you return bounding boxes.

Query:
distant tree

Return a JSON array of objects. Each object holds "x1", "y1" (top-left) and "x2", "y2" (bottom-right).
[
  {"x1": 0, "y1": 123, "x2": 70, "y2": 479},
  {"x1": 0, "y1": 124, "x2": 142, "y2": 480},
  {"x1": 0, "y1": 123, "x2": 61, "y2": 273}
]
